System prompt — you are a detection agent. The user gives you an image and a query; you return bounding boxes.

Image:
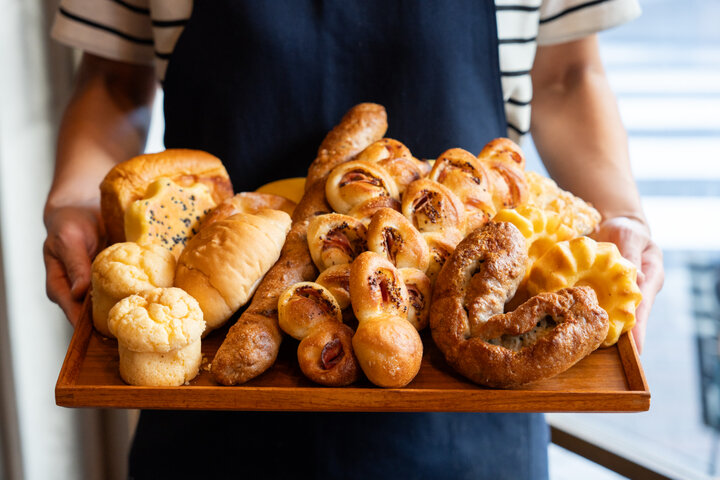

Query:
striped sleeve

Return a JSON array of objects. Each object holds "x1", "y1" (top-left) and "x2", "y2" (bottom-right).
[
  {"x1": 51, "y1": 0, "x2": 155, "y2": 66},
  {"x1": 537, "y1": 0, "x2": 641, "y2": 46}
]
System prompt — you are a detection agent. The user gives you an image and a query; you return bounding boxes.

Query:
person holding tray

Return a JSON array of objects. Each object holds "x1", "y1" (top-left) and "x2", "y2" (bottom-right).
[{"x1": 44, "y1": 1, "x2": 664, "y2": 478}]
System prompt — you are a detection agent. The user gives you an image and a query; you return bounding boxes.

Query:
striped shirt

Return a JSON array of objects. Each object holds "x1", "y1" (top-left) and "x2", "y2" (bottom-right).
[{"x1": 52, "y1": 0, "x2": 640, "y2": 143}]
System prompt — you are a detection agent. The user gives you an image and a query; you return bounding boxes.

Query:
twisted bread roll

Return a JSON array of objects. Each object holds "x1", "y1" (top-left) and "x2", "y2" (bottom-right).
[
  {"x1": 347, "y1": 195, "x2": 401, "y2": 225},
  {"x1": 355, "y1": 139, "x2": 430, "y2": 193},
  {"x1": 306, "y1": 103, "x2": 388, "y2": 189},
  {"x1": 307, "y1": 214, "x2": 367, "y2": 272},
  {"x1": 325, "y1": 160, "x2": 399, "y2": 214},
  {"x1": 430, "y1": 222, "x2": 609, "y2": 388},
  {"x1": 278, "y1": 282, "x2": 358, "y2": 386},
  {"x1": 402, "y1": 178, "x2": 465, "y2": 242},
  {"x1": 316, "y1": 264, "x2": 352, "y2": 310},
  {"x1": 477, "y1": 138, "x2": 529, "y2": 212},
  {"x1": 422, "y1": 232, "x2": 457, "y2": 285},
  {"x1": 399, "y1": 268, "x2": 432, "y2": 331},
  {"x1": 366, "y1": 208, "x2": 430, "y2": 272},
  {"x1": 350, "y1": 252, "x2": 422, "y2": 387},
  {"x1": 429, "y1": 148, "x2": 495, "y2": 233},
  {"x1": 100, "y1": 149, "x2": 233, "y2": 243},
  {"x1": 202, "y1": 192, "x2": 296, "y2": 228},
  {"x1": 211, "y1": 103, "x2": 387, "y2": 385}
]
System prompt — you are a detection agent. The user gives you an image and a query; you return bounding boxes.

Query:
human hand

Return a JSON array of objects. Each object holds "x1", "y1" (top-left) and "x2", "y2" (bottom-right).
[
  {"x1": 592, "y1": 217, "x2": 664, "y2": 354},
  {"x1": 43, "y1": 205, "x2": 104, "y2": 326}
]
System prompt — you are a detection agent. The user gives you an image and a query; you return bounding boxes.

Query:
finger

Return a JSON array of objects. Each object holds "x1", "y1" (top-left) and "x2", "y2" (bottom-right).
[
  {"x1": 632, "y1": 244, "x2": 664, "y2": 355},
  {"x1": 52, "y1": 227, "x2": 93, "y2": 299},
  {"x1": 44, "y1": 251, "x2": 83, "y2": 326}
]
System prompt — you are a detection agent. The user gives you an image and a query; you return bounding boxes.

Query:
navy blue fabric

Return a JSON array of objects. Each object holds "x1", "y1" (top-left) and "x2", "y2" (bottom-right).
[
  {"x1": 163, "y1": 0, "x2": 508, "y2": 190},
  {"x1": 137, "y1": 1, "x2": 550, "y2": 479},
  {"x1": 129, "y1": 411, "x2": 548, "y2": 480}
]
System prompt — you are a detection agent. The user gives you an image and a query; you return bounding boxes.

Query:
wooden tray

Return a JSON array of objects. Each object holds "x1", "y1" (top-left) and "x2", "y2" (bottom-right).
[{"x1": 56, "y1": 295, "x2": 650, "y2": 412}]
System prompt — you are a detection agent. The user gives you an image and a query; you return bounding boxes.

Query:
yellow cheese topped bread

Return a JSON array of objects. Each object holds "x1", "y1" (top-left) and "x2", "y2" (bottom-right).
[{"x1": 124, "y1": 177, "x2": 216, "y2": 257}]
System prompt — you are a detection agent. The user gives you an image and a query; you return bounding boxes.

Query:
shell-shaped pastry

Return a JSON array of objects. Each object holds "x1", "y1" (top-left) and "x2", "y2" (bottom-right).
[
  {"x1": 367, "y1": 208, "x2": 430, "y2": 272},
  {"x1": 429, "y1": 148, "x2": 495, "y2": 233},
  {"x1": 316, "y1": 263, "x2": 352, "y2": 311},
  {"x1": 525, "y1": 171, "x2": 602, "y2": 236},
  {"x1": 325, "y1": 160, "x2": 399, "y2": 214},
  {"x1": 399, "y1": 268, "x2": 432, "y2": 331},
  {"x1": 526, "y1": 236, "x2": 643, "y2": 347},
  {"x1": 402, "y1": 178, "x2": 465, "y2": 239},
  {"x1": 278, "y1": 282, "x2": 342, "y2": 340},
  {"x1": 356, "y1": 138, "x2": 429, "y2": 193},
  {"x1": 493, "y1": 205, "x2": 577, "y2": 270},
  {"x1": 307, "y1": 213, "x2": 367, "y2": 272},
  {"x1": 347, "y1": 195, "x2": 402, "y2": 225},
  {"x1": 477, "y1": 138, "x2": 528, "y2": 212}
]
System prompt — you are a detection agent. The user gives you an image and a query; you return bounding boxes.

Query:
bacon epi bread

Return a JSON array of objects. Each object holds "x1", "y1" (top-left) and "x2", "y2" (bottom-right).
[
  {"x1": 211, "y1": 103, "x2": 388, "y2": 385},
  {"x1": 430, "y1": 222, "x2": 609, "y2": 388}
]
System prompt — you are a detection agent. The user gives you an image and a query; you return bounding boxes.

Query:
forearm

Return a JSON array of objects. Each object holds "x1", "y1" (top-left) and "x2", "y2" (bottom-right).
[
  {"x1": 530, "y1": 37, "x2": 644, "y2": 224},
  {"x1": 46, "y1": 54, "x2": 156, "y2": 216}
]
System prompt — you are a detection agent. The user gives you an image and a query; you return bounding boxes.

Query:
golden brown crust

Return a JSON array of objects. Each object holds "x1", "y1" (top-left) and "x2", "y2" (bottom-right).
[
  {"x1": 201, "y1": 192, "x2": 296, "y2": 229},
  {"x1": 477, "y1": 139, "x2": 528, "y2": 212},
  {"x1": 315, "y1": 264, "x2": 352, "y2": 311},
  {"x1": 347, "y1": 195, "x2": 402, "y2": 225},
  {"x1": 355, "y1": 138, "x2": 426, "y2": 193},
  {"x1": 325, "y1": 160, "x2": 399, "y2": 214},
  {"x1": 402, "y1": 178, "x2": 465, "y2": 241},
  {"x1": 306, "y1": 103, "x2": 388, "y2": 189},
  {"x1": 297, "y1": 321, "x2": 359, "y2": 387},
  {"x1": 278, "y1": 282, "x2": 342, "y2": 340},
  {"x1": 399, "y1": 268, "x2": 432, "y2": 331},
  {"x1": 349, "y1": 252, "x2": 422, "y2": 387},
  {"x1": 211, "y1": 104, "x2": 385, "y2": 385},
  {"x1": 307, "y1": 214, "x2": 367, "y2": 272},
  {"x1": 100, "y1": 149, "x2": 234, "y2": 244},
  {"x1": 366, "y1": 208, "x2": 430, "y2": 272},
  {"x1": 429, "y1": 148, "x2": 495, "y2": 233},
  {"x1": 430, "y1": 222, "x2": 609, "y2": 388}
]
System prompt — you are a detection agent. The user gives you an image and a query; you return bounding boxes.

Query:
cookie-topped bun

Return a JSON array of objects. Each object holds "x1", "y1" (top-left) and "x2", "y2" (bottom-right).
[
  {"x1": 91, "y1": 242, "x2": 176, "y2": 337},
  {"x1": 100, "y1": 149, "x2": 233, "y2": 244},
  {"x1": 108, "y1": 287, "x2": 205, "y2": 386}
]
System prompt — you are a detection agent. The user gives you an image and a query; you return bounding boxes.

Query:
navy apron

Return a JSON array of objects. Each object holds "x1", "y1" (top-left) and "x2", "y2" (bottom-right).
[{"x1": 129, "y1": 1, "x2": 549, "y2": 479}]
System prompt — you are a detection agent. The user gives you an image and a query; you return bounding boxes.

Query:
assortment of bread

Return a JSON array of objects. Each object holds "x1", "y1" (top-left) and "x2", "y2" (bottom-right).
[{"x1": 86, "y1": 103, "x2": 643, "y2": 391}]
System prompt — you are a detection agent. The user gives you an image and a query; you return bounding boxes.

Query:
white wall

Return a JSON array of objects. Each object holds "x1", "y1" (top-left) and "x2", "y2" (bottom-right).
[{"x1": 0, "y1": 1, "x2": 82, "y2": 479}]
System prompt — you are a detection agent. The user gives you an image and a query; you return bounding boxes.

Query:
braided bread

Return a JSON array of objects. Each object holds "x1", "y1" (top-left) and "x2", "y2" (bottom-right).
[{"x1": 430, "y1": 222, "x2": 609, "y2": 387}]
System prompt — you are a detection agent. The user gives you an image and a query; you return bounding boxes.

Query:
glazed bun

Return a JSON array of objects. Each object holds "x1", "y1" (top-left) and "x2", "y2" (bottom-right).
[
  {"x1": 175, "y1": 209, "x2": 291, "y2": 333},
  {"x1": 100, "y1": 149, "x2": 233, "y2": 244}
]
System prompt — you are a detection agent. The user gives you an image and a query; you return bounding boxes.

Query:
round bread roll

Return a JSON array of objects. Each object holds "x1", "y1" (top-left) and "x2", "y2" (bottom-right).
[
  {"x1": 175, "y1": 209, "x2": 292, "y2": 333},
  {"x1": 100, "y1": 149, "x2": 233, "y2": 244},
  {"x1": 325, "y1": 160, "x2": 399, "y2": 214},
  {"x1": 107, "y1": 287, "x2": 205, "y2": 386},
  {"x1": 91, "y1": 242, "x2": 176, "y2": 337}
]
